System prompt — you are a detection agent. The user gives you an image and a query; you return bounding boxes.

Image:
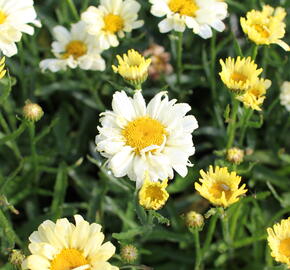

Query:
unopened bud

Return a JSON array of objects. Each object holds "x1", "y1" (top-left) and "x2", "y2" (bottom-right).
[
  {"x1": 23, "y1": 101, "x2": 44, "y2": 122},
  {"x1": 227, "y1": 147, "x2": 244, "y2": 165},
  {"x1": 120, "y1": 244, "x2": 138, "y2": 263},
  {"x1": 9, "y1": 249, "x2": 25, "y2": 266},
  {"x1": 184, "y1": 211, "x2": 204, "y2": 229}
]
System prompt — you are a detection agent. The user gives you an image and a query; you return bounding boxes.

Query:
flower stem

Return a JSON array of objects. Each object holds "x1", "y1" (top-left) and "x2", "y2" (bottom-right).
[
  {"x1": 238, "y1": 107, "x2": 253, "y2": 146},
  {"x1": 226, "y1": 97, "x2": 239, "y2": 149},
  {"x1": 28, "y1": 121, "x2": 38, "y2": 184},
  {"x1": 251, "y1": 45, "x2": 259, "y2": 61},
  {"x1": 192, "y1": 228, "x2": 202, "y2": 270},
  {"x1": 66, "y1": 0, "x2": 79, "y2": 20},
  {"x1": 176, "y1": 31, "x2": 183, "y2": 88}
]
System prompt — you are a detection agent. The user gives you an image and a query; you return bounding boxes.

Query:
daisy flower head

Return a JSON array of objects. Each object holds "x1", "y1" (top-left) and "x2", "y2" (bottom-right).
[
  {"x1": 81, "y1": 0, "x2": 144, "y2": 50},
  {"x1": 195, "y1": 166, "x2": 247, "y2": 208},
  {"x1": 219, "y1": 56, "x2": 263, "y2": 92},
  {"x1": 0, "y1": 0, "x2": 41, "y2": 57},
  {"x1": 280, "y1": 81, "x2": 290, "y2": 112},
  {"x1": 40, "y1": 21, "x2": 105, "y2": 72},
  {"x1": 267, "y1": 217, "x2": 290, "y2": 267},
  {"x1": 0, "y1": 57, "x2": 6, "y2": 79},
  {"x1": 139, "y1": 173, "x2": 169, "y2": 210},
  {"x1": 236, "y1": 78, "x2": 271, "y2": 111},
  {"x1": 240, "y1": 5, "x2": 289, "y2": 51},
  {"x1": 112, "y1": 49, "x2": 151, "y2": 89},
  {"x1": 149, "y1": 0, "x2": 228, "y2": 39},
  {"x1": 22, "y1": 215, "x2": 118, "y2": 270},
  {"x1": 95, "y1": 90, "x2": 198, "y2": 188}
]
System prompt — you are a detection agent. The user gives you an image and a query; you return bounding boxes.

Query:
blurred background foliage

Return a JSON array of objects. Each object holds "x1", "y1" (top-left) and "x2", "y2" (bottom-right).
[{"x1": 0, "y1": 0, "x2": 290, "y2": 269}]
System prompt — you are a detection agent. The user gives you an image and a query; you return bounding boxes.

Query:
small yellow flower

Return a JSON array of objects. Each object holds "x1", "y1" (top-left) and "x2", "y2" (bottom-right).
[
  {"x1": 267, "y1": 217, "x2": 290, "y2": 267},
  {"x1": 219, "y1": 57, "x2": 263, "y2": 92},
  {"x1": 139, "y1": 174, "x2": 169, "y2": 210},
  {"x1": 112, "y1": 49, "x2": 151, "y2": 88},
  {"x1": 227, "y1": 147, "x2": 244, "y2": 165},
  {"x1": 195, "y1": 166, "x2": 247, "y2": 208},
  {"x1": 22, "y1": 101, "x2": 44, "y2": 122},
  {"x1": 0, "y1": 57, "x2": 6, "y2": 79},
  {"x1": 236, "y1": 78, "x2": 271, "y2": 111},
  {"x1": 241, "y1": 5, "x2": 289, "y2": 51}
]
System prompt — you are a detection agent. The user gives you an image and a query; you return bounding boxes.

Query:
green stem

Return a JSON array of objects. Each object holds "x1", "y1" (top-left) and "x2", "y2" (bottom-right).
[
  {"x1": 28, "y1": 122, "x2": 38, "y2": 183},
  {"x1": 176, "y1": 32, "x2": 183, "y2": 88},
  {"x1": 192, "y1": 228, "x2": 202, "y2": 270},
  {"x1": 226, "y1": 97, "x2": 239, "y2": 149},
  {"x1": 251, "y1": 45, "x2": 259, "y2": 61},
  {"x1": 66, "y1": 0, "x2": 79, "y2": 20},
  {"x1": 220, "y1": 208, "x2": 234, "y2": 258},
  {"x1": 202, "y1": 212, "x2": 218, "y2": 257},
  {"x1": 238, "y1": 108, "x2": 253, "y2": 146}
]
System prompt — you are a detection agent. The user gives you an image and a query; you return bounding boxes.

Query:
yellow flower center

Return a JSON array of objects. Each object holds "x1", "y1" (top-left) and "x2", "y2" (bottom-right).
[
  {"x1": 279, "y1": 238, "x2": 290, "y2": 257},
  {"x1": 210, "y1": 182, "x2": 232, "y2": 200},
  {"x1": 230, "y1": 72, "x2": 248, "y2": 84},
  {"x1": 103, "y1": 13, "x2": 124, "y2": 33},
  {"x1": 168, "y1": 0, "x2": 199, "y2": 17},
  {"x1": 122, "y1": 116, "x2": 167, "y2": 154},
  {"x1": 253, "y1": 24, "x2": 270, "y2": 38},
  {"x1": 50, "y1": 249, "x2": 90, "y2": 270},
  {"x1": 62, "y1": 40, "x2": 87, "y2": 59},
  {"x1": 145, "y1": 185, "x2": 165, "y2": 201},
  {"x1": 0, "y1": 10, "x2": 7, "y2": 24}
]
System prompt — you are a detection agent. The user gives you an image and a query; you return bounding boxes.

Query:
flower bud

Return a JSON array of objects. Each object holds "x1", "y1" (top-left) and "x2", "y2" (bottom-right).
[
  {"x1": 9, "y1": 249, "x2": 25, "y2": 266},
  {"x1": 227, "y1": 147, "x2": 244, "y2": 165},
  {"x1": 184, "y1": 211, "x2": 204, "y2": 229},
  {"x1": 23, "y1": 101, "x2": 44, "y2": 122},
  {"x1": 120, "y1": 244, "x2": 138, "y2": 263}
]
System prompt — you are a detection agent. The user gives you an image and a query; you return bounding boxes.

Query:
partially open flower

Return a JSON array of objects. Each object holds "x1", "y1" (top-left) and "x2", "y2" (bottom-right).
[
  {"x1": 112, "y1": 49, "x2": 151, "y2": 89},
  {"x1": 184, "y1": 211, "x2": 204, "y2": 229},
  {"x1": 22, "y1": 101, "x2": 44, "y2": 122},
  {"x1": 226, "y1": 147, "x2": 244, "y2": 165},
  {"x1": 120, "y1": 245, "x2": 138, "y2": 263},
  {"x1": 139, "y1": 174, "x2": 169, "y2": 210},
  {"x1": 143, "y1": 44, "x2": 173, "y2": 80},
  {"x1": 195, "y1": 166, "x2": 247, "y2": 208}
]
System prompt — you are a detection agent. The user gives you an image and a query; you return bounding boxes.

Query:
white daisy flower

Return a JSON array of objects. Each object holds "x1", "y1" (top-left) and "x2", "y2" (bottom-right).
[
  {"x1": 22, "y1": 215, "x2": 118, "y2": 270},
  {"x1": 95, "y1": 90, "x2": 198, "y2": 188},
  {"x1": 280, "y1": 81, "x2": 290, "y2": 112},
  {"x1": 0, "y1": 0, "x2": 41, "y2": 57},
  {"x1": 81, "y1": 0, "x2": 144, "y2": 50},
  {"x1": 149, "y1": 0, "x2": 228, "y2": 39},
  {"x1": 40, "y1": 21, "x2": 105, "y2": 72}
]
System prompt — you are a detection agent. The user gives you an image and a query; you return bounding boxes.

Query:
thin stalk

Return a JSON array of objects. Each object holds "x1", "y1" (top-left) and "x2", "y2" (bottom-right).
[
  {"x1": 220, "y1": 209, "x2": 234, "y2": 258},
  {"x1": 176, "y1": 32, "x2": 183, "y2": 88},
  {"x1": 66, "y1": 0, "x2": 79, "y2": 20},
  {"x1": 238, "y1": 108, "x2": 253, "y2": 146},
  {"x1": 251, "y1": 45, "x2": 259, "y2": 60},
  {"x1": 202, "y1": 212, "x2": 218, "y2": 257},
  {"x1": 28, "y1": 122, "x2": 38, "y2": 184},
  {"x1": 192, "y1": 228, "x2": 202, "y2": 270},
  {"x1": 226, "y1": 97, "x2": 239, "y2": 149}
]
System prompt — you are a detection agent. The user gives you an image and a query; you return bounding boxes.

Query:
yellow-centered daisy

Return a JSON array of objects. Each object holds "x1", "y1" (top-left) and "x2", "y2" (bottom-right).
[
  {"x1": 0, "y1": 0, "x2": 41, "y2": 57},
  {"x1": 139, "y1": 174, "x2": 169, "y2": 210},
  {"x1": 81, "y1": 0, "x2": 143, "y2": 50},
  {"x1": 240, "y1": 5, "x2": 289, "y2": 51},
  {"x1": 40, "y1": 21, "x2": 105, "y2": 72},
  {"x1": 22, "y1": 215, "x2": 118, "y2": 270},
  {"x1": 96, "y1": 90, "x2": 198, "y2": 188},
  {"x1": 236, "y1": 78, "x2": 271, "y2": 111},
  {"x1": 267, "y1": 217, "x2": 290, "y2": 267},
  {"x1": 0, "y1": 57, "x2": 6, "y2": 79},
  {"x1": 112, "y1": 49, "x2": 151, "y2": 88},
  {"x1": 219, "y1": 56, "x2": 263, "y2": 92},
  {"x1": 194, "y1": 166, "x2": 247, "y2": 208}
]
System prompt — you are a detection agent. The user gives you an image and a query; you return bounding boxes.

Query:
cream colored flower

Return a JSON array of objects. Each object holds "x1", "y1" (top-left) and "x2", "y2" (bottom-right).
[
  {"x1": 81, "y1": 0, "x2": 143, "y2": 50},
  {"x1": 95, "y1": 90, "x2": 198, "y2": 188},
  {"x1": 149, "y1": 0, "x2": 227, "y2": 38},
  {"x1": 280, "y1": 81, "x2": 290, "y2": 112},
  {"x1": 40, "y1": 21, "x2": 105, "y2": 72},
  {"x1": 0, "y1": 0, "x2": 41, "y2": 57},
  {"x1": 22, "y1": 215, "x2": 118, "y2": 270}
]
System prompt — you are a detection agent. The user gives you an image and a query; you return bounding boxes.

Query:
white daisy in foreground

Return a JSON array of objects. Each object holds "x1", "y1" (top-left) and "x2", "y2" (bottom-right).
[
  {"x1": 0, "y1": 0, "x2": 41, "y2": 56},
  {"x1": 149, "y1": 0, "x2": 227, "y2": 38},
  {"x1": 40, "y1": 21, "x2": 105, "y2": 72},
  {"x1": 96, "y1": 90, "x2": 198, "y2": 188},
  {"x1": 81, "y1": 0, "x2": 144, "y2": 50},
  {"x1": 22, "y1": 215, "x2": 118, "y2": 270},
  {"x1": 280, "y1": 81, "x2": 290, "y2": 112}
]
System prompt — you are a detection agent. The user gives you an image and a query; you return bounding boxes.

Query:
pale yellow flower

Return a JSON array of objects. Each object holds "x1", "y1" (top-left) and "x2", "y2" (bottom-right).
[
  {"x1": 219, "y1": 57, "x2": 263, "y2": 92},
  {"x1": 226, "y1": 147, "x2": 244, "y2": 165},
  {"x1": 236, "y1": 78, "x2": 271, "y2": 111},
  {"x1": 195, "y1": 166, "x2": 247, "y2": 208},
  {"x1": 240, "y1": 5, "x2": 289, "y2": 51},
  {"x1": 22, "y1": 215, "x2": 118, "y2": 270},
  {"x1": 112, "y1": 49, "x2": 151, "y2": 88},
  {"x1": 139, "y1": 174, "x2": 169, "y2": 210},
  {"x1": 267, "y1": 217, "x2": 290, "y2": 267}
]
